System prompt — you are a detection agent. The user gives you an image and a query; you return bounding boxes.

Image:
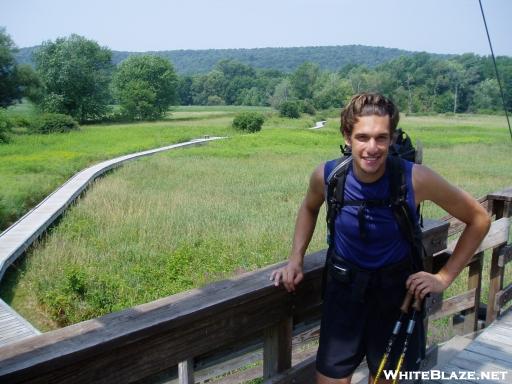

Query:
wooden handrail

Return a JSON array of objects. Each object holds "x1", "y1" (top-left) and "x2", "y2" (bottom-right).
[{"x1": 0, "y1": 187, "x2": 510, "y2": 384}]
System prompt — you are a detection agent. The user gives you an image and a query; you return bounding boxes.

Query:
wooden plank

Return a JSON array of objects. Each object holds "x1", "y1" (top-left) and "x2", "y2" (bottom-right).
[
  {"x1": 466, "y1": 340, "x2": 512, "y2": 364},
  {"x1": 487, "y1": 187, "x2": 512, "y2": 203},
  {"x1": 428, "y1": 289, "x2": 476, "y2": 321},
  {"x1": 498, "y1": 244, "x2": 512, "y2": 267},
  {"x1": 263, "y1": 317, "x2": 293, "y2": 378},
  {"x1": 263, "y1": 355, "x2": 316, "y2": 384},
  {"x1": 463, "y1": 255, "x2": 483, "y2": 334},
  {"x1": 0, "y1": 299, "x2": 40, "y2": 348},
  {"x1": 487, "y1": 245, "x2": 506, "y2": 324},
  {"x1": 178, "y1": 358, "x2": 194, "y2": 384},
  {"x1": 495, "y1": 283, "x2": 512, "y2": 311},
  {"x1": 452, "y1": 349, "x2": 512, "y2": 370},
  {"x1": 446, "y1": 217, "x2": 509, "y2": 255}
]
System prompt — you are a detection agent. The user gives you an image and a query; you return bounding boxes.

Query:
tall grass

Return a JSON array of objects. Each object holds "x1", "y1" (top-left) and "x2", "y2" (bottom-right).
[
  {"x1": 0, "y1": 110, "x2": 246, "y2": 230},
  {"x1": 1, "y1": 113, "x2": 511, "y2": 341}
]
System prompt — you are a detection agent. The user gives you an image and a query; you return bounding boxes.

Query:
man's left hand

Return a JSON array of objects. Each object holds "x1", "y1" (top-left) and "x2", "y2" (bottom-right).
[{"x1": 406, "y1": 271, "x2": 450, "y2": 301}]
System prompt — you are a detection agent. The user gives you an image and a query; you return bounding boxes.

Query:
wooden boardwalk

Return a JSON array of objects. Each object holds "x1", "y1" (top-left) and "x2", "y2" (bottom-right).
[
  {"x1": 430, "y1": 308, "x2": 512, "y2": 383},
  {"x1": 0, "y1": 299, "x2": 40, "y2": 347},
  {"x1": 0, "y1": 136, "x2": 224, "y2": 282},
  {"x1": 0, "y1": 137, "x2": 224, "y2": 347}
]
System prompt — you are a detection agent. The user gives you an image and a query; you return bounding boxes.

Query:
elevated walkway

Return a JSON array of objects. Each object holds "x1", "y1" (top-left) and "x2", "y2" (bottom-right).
[
  {"x1": 0, "y1": 299, "x2": 40, "y2": 347},
  {"x1": 0, "y1": 137, "x2": 224, "y2": 347},
  {"x1": 430, "y1": 308, "x2": 512, "y2": 383}
]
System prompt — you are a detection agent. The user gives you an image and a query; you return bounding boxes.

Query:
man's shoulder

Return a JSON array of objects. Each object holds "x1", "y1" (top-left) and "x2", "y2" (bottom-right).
[{"x1": 324, "y1": 156, "x2": 352, "y2": 184}]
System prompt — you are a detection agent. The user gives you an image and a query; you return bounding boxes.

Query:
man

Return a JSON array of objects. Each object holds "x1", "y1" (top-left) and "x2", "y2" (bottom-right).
[{"x1": 270, "y1": 93, "x2": 490, "y2": 384}]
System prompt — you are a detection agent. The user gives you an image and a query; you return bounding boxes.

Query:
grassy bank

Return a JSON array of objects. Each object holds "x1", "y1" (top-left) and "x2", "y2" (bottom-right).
[{"x1": 1, "y1": 113, "x2": 511, "y2": 344}]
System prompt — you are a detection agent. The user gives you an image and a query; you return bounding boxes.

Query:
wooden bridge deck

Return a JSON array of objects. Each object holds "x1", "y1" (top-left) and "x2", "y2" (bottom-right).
[
  {"x1": 0, "y1": 299, "x2": 40, "y2": 348},
  {"x1": 0, "y1": 137, "x2": 224, "y2": 347},
  {"x1": 431, "y1": 307, "x2": 512, "y2": 383}
]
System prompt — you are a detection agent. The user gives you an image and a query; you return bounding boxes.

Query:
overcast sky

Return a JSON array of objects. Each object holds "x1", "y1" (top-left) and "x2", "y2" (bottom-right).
[{"x1": 1, "y1": 0, "x2": 511, "y2": 56}]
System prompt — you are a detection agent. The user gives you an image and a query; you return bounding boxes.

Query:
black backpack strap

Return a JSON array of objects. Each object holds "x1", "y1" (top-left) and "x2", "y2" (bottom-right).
[
  {"x1": 322, "y1": 156, "x2": 351, "y2": 299},
  {"x1": 387, "y1": 156, "x2": 424, "y2": 272},
  {"x1": 325, "y1": 156, "x2": 352, "y2": 247}
]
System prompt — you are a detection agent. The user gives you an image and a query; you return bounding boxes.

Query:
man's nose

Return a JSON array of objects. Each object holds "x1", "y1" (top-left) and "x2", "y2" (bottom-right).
[{"x1": 367, "y1": 138, "x2": 378, "y2": 151}]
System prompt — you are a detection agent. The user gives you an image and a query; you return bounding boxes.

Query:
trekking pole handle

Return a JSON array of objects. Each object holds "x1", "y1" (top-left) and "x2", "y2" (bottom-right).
[{"x1": 400, "y1": 291, "x2": 413, "y2": 313}]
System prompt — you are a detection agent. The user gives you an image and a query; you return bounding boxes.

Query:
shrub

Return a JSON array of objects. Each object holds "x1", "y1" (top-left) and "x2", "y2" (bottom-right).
[
  {"x1": 207, "y1": 95, "x2": 225, "y2": 106},
  {"x1": 279, "y1": 101, "x2": 301, "y2": 118},
  {"x1": 8, "y1": 114, "x2": 34, "y2": 128},
  {"x1": 301, "y1": 100, "x2": 316, "y2": 115},
  {"x1": 31, "y1": 113, "x2": 79, "y2": 134},
  {"x1": 232, "y1": 112, "x2": 265, "y2": 133},
  {"x1": 0, "y1": 110, "x2": 13, "y2": 143}
]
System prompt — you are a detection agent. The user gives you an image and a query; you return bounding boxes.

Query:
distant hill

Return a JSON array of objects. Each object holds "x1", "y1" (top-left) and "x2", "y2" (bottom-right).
[{"x1": 16, "y1": 45, "x2": 451, "y2": 75}]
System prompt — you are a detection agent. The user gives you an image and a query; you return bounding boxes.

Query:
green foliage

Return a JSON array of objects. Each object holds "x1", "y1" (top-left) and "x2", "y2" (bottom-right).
[
  {"x1": 30, "y1": 113, "x2": 79, "y2": 134},
  {"x1": 301, "y1": 100, "x2": 316, "y2": 115},
  {"x1": 0, "y1": 28, "x2": 41, "y2": 108},
  {"x1": 0, "y1": 110, "x2": 13, "y2": 143},
  {"x1": 34, "y1": 34, "x2": 113, "y2": 122},
  {"x1": 291, "y1": 62, "x2": 319, "y2": 100},
  {"x1": 232, "y1": 112, "x2": 265, "y2": 132},
  {"x1": 112, "y1": 55, "x2": 178, "y2": 120},
  {"x1": 279, "y1": 100, "x2": 301, "y2": 118},
  {"x1": 207, "y1": 95, "x2": 225, "y2": 106}
]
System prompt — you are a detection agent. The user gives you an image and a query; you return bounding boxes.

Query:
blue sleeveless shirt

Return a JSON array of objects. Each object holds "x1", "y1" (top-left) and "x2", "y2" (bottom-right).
[{"x1": 324, "y1": 159, "x2": 418, "y2": 269}]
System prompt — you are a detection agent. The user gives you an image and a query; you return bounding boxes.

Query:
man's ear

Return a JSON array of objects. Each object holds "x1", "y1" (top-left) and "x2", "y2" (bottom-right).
[{"x1": 344, "y1": 134, "x2": 351, "y2": 147}]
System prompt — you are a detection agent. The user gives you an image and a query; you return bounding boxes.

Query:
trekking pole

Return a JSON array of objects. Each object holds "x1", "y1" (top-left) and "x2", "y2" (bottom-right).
[
  {"x1": 391, "y1": 297, "x2": 422, "y2": 384},
  {"x1": 372, "y1": 291, "x2": 414, "y2": 384}
]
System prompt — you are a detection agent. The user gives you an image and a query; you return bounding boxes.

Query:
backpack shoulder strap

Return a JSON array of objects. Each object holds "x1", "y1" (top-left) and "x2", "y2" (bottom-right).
[
  {"x1": 388, "y1": 156, "x2": 424, "y2": 271},
  {"x1": 325, "y1": 156, "x2": 352, "y2": 246}
]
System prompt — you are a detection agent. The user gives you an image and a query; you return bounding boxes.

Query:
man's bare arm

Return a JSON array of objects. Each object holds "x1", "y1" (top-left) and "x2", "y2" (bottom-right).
[
  {"x1": 270, "y1": 164, "x2": 325, "y2": 292},
  {"x1": 407, "y1": 164, "x2": 491, "y2": 299}
]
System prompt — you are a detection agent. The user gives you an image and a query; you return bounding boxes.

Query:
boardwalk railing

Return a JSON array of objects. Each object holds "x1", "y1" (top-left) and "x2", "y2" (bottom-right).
[{"x1": 0, "y1": 187, "x2": 510, "y2": 384}]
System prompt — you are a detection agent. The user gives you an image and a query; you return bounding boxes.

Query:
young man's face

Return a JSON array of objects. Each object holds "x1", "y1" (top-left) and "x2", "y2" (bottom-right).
[{"x1": 344, "y1": 115, "x2": 391, "y2": 183}]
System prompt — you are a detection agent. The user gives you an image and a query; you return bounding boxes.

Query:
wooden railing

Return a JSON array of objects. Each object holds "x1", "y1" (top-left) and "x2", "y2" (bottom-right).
[{"x1": 0, "y1": 188, "x2": 510, "y2": 384}]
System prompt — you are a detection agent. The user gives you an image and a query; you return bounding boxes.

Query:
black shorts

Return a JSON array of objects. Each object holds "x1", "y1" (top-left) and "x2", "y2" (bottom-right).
[{"x1": 316, "y1": 258, "x2": 425, "y2": 379}]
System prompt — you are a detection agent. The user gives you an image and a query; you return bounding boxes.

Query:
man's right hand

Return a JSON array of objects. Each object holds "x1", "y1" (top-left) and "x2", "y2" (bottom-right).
[{"x1": 270, "y1": 260, "x2": 304, "y2": 293}]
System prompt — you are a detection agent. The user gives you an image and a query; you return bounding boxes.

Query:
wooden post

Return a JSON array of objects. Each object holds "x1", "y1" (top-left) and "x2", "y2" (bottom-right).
[
  {"x1": 463, "y1": 253, "x2": 483, "y2": 334},
  {"x1": 487, "y1": 246, "x2": 505, "y2": 325},
  {"x1": 178, "y1": 358, "x2": 194, "y2": 384},
  {"x1": 486, "y1": 190, "x2": 511, "y2": 324},
  {"x1": 420, "y1": 219, "x2": 449, "y2": 363},
  {"x1": 263, "y1": 317, "x2": 293, "y2": 379}
]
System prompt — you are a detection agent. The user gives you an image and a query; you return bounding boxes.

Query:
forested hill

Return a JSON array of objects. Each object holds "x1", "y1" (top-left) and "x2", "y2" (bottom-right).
[{"x1": 16, "y1": 45, "x2": 451, "y2": 74}]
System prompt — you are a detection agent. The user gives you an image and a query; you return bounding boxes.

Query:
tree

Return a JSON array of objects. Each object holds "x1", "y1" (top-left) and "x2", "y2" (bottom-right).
[
  {"x1": 34, "y1": 34, "x2": 113, "y2": 122},
  {"x1": 269, "y1": 79, "x2": 294, "y2": 110},
  {"x1": 177, "y1": 76, "x2": 193, "y2": 105},
  {"x1": 290, "y1": 62, "x2": 319, "y2": 100},
  {"x1": 313, "y1": 73, "x2": 352, "y2": 109},
  {"x1": 0, "y1": 28, "x2": 40, "y2": 107},
  {"x1": 112, "y1": 55, "x2": 178, "y2": 120},
  {"x1": 472, "y1": 78, "x2": 500, "y2": 111}
]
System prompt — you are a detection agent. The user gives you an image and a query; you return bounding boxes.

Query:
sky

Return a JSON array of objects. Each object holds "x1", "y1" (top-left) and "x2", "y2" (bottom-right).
[{"x1": 1, "y1": 0, "x2": 511, "y2": 56}]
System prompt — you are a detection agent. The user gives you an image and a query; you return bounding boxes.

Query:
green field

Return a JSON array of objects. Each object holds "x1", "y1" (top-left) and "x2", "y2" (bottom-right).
[{"x1": 1, "y1": 111, "x2": 511, "y2": 345}]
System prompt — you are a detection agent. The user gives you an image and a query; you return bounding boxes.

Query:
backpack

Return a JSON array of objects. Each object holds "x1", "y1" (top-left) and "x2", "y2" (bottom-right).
[{"x1": 322, "y1": 128, "x2": 424, "y2": 295}]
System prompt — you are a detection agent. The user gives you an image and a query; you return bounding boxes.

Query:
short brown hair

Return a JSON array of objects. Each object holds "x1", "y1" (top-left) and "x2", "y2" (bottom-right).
[{"x1": 341, "y1": 93, "x2": 399, "y2": 138}]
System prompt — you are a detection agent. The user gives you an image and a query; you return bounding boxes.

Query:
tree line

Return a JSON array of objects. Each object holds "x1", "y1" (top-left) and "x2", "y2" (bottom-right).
[
  {"x1": 1, "y1": 29, "x2": 511, "y2": 126},
  {"x1": 17, "y1": 45, "x2": 427, "y2": 75}
]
